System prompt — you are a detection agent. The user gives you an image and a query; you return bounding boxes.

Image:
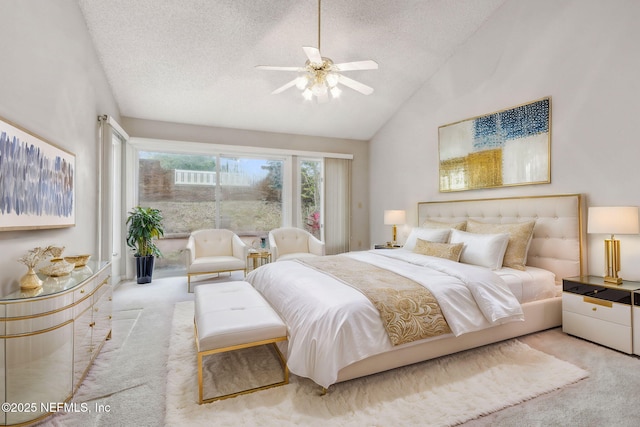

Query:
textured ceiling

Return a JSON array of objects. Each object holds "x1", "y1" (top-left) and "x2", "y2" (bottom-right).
[{"x1": 79, "y1": 0, "x2": 506, "y2": 141}]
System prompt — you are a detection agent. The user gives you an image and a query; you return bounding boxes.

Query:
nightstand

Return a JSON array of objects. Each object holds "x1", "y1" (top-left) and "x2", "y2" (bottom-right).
[
  {"x1": 562, "y1": 276, "x2": 640, "y2": 354},
  {"x1": 374, "y1": 244, "x2": 402, "y2": 249}
]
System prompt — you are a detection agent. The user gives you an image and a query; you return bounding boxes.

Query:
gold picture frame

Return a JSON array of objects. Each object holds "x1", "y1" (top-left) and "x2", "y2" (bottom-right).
[
  {"x1": 438, "y1": 97, "x2": 551, "y2": 192},
  {"x1": 0, "y1": 116, "x2": 75, "y2": 230}
]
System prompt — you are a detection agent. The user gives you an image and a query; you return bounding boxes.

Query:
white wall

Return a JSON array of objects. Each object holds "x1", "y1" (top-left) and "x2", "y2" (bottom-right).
[
  {"x1": 0, "y1": 0, "x2": 120, "y2": 295},
  {"x1": 369, "y1": 0, "x2": 640, "y2": 279},
  {"x1": 121, "y1": 117, "x2": 370, "y2": 252}
]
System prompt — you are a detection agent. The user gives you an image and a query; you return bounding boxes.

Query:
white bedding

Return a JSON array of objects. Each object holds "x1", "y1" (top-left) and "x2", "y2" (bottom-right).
[
  {"x1": 495, "y1": 266, "x2": 558, "y2": 303},
  {"x1": 246, "y1": 249, "x2": 525, "y2": 388}
]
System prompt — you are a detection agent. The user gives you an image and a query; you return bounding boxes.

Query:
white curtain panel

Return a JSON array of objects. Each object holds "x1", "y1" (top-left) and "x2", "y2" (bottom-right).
[
  {"x1": 97, "y1": 115, "x2": 128, "y2": 281},
  {"x1": 324, "y1": 157, "x2": 351, "y2": 255}
]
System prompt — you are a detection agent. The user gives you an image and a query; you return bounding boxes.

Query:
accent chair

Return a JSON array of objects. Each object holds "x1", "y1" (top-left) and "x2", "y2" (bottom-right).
[
  {"x1": 268, "y1": 227, "x2": 325, "y2": 261},
  {"x1": 185, "y1": 229, "x2": 248, "y2": 292}
]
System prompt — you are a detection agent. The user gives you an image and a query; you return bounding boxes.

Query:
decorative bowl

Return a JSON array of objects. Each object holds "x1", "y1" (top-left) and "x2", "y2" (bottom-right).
[
  {"x1": 40, "y1": 258, "x2": 75, "y2": 277},
  {"x1": 64, "y1": 254, "x2": 91, "y2": 268}
]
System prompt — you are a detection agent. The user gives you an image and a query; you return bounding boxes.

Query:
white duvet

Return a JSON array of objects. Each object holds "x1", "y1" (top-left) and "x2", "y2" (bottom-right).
[{"x1": 246, "y1": 249, "x2": 524, "y2": 388}]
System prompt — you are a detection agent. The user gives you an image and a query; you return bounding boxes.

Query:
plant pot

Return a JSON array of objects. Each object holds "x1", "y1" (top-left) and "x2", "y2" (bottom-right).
[{"x1": 135, "y1": 255, "x2": 155, "y2": 284}]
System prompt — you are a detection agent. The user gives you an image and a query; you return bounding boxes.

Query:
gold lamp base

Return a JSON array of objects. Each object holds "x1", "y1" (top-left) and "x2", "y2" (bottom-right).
[
  {"x1": 603, "y1": 237, "x2": 623, "y2": 285},
  {"x1": 604, "y1": 275, "x2": 623, "y2": 285}
]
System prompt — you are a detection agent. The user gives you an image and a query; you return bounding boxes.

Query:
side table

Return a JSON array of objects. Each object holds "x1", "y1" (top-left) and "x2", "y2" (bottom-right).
[
  {"x1": 247, "y1": 251, "x2": 271, "y2": 271},
  {"x1": 562, "y1": 275, "x2": 640, "y2": 353}
]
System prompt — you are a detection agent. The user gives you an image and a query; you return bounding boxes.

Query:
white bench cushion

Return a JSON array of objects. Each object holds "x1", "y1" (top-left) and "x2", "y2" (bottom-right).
[
  {"x1": 188, "y1": 256, "x2": 245, "y2": 274},
  {"x1": 195, "y1": 281, "x2": 286, "y2": 351}
]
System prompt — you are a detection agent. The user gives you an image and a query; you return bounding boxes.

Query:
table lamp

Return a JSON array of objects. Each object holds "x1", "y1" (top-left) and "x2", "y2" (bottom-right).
[
  {"x1": 384, "y1": 210, "x2": 406, "y2": 246},
  {"x1": 587, "y1": 206, "x2": 640, "y2": 284}
]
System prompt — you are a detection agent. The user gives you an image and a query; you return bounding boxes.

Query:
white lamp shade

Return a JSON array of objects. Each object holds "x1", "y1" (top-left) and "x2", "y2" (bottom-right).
[
  {"x1": 384, "y1": 210, "x2": 406, "y2": 225},
  {"x1": 588, "y1": 206, "x2": 640, "y2": 235}
]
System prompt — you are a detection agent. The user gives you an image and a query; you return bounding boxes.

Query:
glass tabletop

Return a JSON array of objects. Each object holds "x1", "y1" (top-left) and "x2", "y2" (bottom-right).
[{"x1": 1, "y1": 261, "x2": 108, "y2": 302}]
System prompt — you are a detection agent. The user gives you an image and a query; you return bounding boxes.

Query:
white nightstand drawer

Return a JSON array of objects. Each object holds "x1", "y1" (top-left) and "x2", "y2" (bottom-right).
[
  {"x1": 563, "y1": 311, "x2": 632, "y2": 353},
  {"x1": 634, "y1": 306, "x2": 640, "y2": 356},
  {"x1": 562, "y1": 292, "x2": 631, "y2": 326}
]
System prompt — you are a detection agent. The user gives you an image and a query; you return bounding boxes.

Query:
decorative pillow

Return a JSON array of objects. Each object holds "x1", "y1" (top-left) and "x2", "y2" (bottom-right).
[
  {"x1": 466, "y1": 219, "x2": 536, "y2": 271},
  {"x1": 421, "y1": 219, "x2": 467, "y2": 231},
  {"x1": 449, "y1": 229, "x2": 510, "y2": 270},
  {"x1": 403, "y1": 227, "x2": 451, "y2": 251},
  {"x1": 413, "y1": 239, "x2": 464, "y2": 262}
]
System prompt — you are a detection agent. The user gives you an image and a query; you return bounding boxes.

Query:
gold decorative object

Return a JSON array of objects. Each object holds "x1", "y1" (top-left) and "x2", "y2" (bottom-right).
[
  {"x1": 18, "y1": 245, "x2": 65, "y2": 290},
  {"x1": 19, "y1": 267, "x2": 43, "y2": 290},
  {"x1": 39, "y1": 258, "x2": 75, "y2": 277},
  {"x1": 20, "y1": 286, "x2": 44, "y2": 298},
  {"x1": 64, "y1": 254, "x2": 91, "y2": 268}
]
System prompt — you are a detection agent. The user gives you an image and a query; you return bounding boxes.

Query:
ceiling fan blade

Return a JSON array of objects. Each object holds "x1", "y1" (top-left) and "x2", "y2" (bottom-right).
[
  {"x1": 302, "y1": 46, "x2": 323, "y2": 65},
  {"x1": 333, "y1": 60, "x2": 379, "y2": 71},
  {"x1": 337, "y1": 74, "x2": 374, "y2": 95},
  {"x1": 256, "y1": 65, "x2": 304, "y2": 72},
  {"x1": 271, "y1": 78, "x2": 298, "y2": 95}
]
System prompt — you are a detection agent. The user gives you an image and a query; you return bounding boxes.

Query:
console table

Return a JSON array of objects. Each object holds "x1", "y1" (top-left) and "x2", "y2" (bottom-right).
[{"x1": 0, "y1": 261, "x2": 111, "y2": 426}]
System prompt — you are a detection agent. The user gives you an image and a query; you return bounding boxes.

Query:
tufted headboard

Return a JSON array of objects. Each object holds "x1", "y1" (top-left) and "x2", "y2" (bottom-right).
[{"x1": 418, "y1": 194, "x2": 587, "y2": 283}]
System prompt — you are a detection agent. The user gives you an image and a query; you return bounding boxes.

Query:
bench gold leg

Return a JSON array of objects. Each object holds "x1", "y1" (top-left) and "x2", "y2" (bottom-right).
[{"x1": 197, "y1": 338, "x2": 289, "y2": 404}]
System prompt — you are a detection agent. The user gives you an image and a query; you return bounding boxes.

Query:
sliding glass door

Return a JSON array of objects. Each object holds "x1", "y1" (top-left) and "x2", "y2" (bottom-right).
[
  {"x1": 218, "y1": 156, "x2": 284, "y2": 247},
  {"x1": 298, "y1": 158, "x2": 323, "y2": 240},
  {"x1": 137, "y1": 151, "x2": 285, "y2": 274},
  {"x1": 128, "y1": 137, "x2": 353, "y2": 277}
]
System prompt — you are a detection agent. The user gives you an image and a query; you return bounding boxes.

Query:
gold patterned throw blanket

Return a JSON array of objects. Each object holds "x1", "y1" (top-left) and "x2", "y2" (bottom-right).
[{"x1": 298, "y1": 255, "x2": 451, "y2": 345}]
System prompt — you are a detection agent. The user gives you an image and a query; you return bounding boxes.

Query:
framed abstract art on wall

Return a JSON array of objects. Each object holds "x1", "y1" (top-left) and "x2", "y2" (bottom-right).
[
  {"x1": 0, "y1": 117, "x2": 75, "y2": 230},
  {"x1": 438, "y1": 97, "x2": 551, "y2": 192}
]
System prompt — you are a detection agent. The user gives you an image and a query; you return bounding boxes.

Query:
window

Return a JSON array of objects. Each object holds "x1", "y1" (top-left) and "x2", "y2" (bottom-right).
[
  {"x1": 128, "y1": 138, "x2": 351, "y2": 277},
  {"x1": 298, "y1": 158, "x2": 322, "y2": 240},
  {"x1": 218, "y1": 156, "x2": 284, "y2": 237},
  {"x1": 137, "y1": 151, "x2": 284, "y2": 275}
]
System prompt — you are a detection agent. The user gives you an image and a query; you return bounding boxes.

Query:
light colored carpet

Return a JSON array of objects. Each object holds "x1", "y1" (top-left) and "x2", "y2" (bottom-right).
[
  {"x1": 35, "y1": 275, "x2": 640, "y2": 426},
  {"x1": 166, "y1": 301, "x2": 588, "y2": 427}
]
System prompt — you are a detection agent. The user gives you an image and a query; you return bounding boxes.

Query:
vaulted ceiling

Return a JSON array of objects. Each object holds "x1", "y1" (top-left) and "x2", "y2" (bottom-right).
[{"x1": 79, "y1": 0, "x2": 506, "y2": 140}]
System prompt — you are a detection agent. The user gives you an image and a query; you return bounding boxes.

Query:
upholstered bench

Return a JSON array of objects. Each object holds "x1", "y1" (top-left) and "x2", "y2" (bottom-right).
[{"x1": 194, "y1": 281, "x2": 289, "y2": 404}]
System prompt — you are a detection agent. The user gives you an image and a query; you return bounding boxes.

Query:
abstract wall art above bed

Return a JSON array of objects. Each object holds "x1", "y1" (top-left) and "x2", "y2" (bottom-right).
[
  {"x1": 438, "y1": 97, "x2": 551, "y2": 192},
  {"x1": 0, "y1": 116, "x2": 75, "y2": 230}
]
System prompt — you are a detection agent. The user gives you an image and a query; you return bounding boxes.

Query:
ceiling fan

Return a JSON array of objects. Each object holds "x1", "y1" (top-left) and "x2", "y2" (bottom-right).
[{"x1": 256, "y1": 0, "x2": 378, "y2": 103}]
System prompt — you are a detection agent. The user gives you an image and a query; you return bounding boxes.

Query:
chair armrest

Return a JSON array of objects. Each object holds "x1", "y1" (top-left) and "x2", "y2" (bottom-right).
[
  {"x1": 308, "y1": 234, "x2": 325, "y2": 256},
  {"x1": 268, "y1": 232, "x2": 279, "y2": 261},
  {"x1": 232, "y1": 234, "x2": 248, "y2": 261},
  {"x1": 185, "y1": 235, "x2": 196, "y2": 267}
]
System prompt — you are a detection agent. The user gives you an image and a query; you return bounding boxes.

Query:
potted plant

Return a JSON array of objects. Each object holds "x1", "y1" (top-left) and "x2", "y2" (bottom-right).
[{"x1": 126, "y1": 206, "x2": 165, "y2": 284}]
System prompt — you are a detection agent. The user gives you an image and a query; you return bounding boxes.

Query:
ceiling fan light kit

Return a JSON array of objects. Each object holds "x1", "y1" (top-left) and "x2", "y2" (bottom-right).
[{"x1": 257, "y1": 0, "x2": 377, "y2": 103}]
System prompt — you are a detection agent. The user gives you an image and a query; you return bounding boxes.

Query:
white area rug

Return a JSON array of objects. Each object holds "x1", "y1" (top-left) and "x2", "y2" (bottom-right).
[{"x1": 166, "y1": 301, "x2": 588, "y2": 427}]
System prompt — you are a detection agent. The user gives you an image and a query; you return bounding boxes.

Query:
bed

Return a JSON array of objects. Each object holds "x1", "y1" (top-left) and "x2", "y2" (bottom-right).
[{"x1": 246, "y1": 194, "x2": 587, "y2": 390}]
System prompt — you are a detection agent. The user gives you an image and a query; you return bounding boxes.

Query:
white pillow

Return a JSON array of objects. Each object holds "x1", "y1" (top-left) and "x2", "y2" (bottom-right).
[
  {"x1": 403, "y1": 228, "x2": 451, "y2": 251},
  {"x1": 449, "y1": 229, "x2": 510, "y2": 270}
]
